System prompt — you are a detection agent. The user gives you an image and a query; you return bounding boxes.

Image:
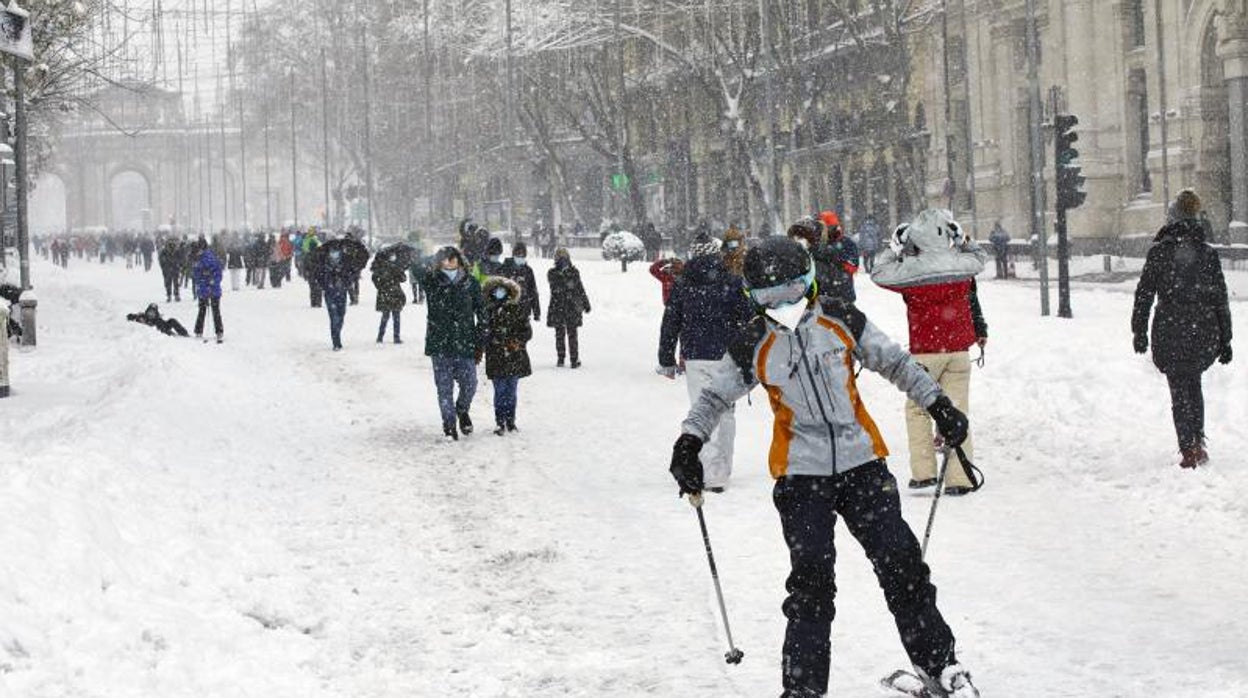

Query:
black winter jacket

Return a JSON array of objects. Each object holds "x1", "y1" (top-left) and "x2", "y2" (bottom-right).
[
  {"x1": 1132, "y1": 218, "x2": 1232, "y2": 375},
  {"x1": 499, "y1": 258, "x2": 541, "y2": 321},
  {"x1": 547, "y1": 263, "x2": 590, "y2": 328},
  {"x1": 658, "y1": 254, "x2": 752, "y2": 366},
  {"x1": 482, "y1": 277, "x2": 533, "y2": 379}
]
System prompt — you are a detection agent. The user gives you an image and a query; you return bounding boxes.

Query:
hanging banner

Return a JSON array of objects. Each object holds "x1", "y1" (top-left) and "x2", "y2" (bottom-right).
[{"x1": 0, "y1": 2, "x2": 32, "y2": 62}]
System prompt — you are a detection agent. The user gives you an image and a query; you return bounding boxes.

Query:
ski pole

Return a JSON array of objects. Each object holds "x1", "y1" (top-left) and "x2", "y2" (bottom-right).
[
  {"x1": 920, "y1": 447, "x2": 953, "y2": 561},
  {"x1": 689, "y1": 493, "x2": 744, "y2": 665}
]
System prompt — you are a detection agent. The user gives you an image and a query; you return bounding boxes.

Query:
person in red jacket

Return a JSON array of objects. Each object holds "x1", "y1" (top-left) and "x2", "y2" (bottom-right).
[
  {"x1": 648, "y1": 256, "x2": 684, "y2": 305},
  {"x1": 871, "y1": 209, "x2": 988, "y2": 496}
]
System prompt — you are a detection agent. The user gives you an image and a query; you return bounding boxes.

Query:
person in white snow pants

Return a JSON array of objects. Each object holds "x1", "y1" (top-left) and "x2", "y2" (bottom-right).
[{"x1": 683, "y1": 360, "x2": 735, "y2": 488}]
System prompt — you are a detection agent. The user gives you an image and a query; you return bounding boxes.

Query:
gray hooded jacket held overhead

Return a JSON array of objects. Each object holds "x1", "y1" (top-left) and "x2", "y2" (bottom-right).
[{"x1": 682, "y1": 300, "x2": 943, "y2": 478}]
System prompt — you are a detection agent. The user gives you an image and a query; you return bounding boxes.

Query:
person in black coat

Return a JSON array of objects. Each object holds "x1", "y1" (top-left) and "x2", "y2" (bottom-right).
[
  {"x1": 477, "y1": 237, "x2": 506, "y2": 278},
  {"x1": 157, "y1": 238, "x2": 182, "y2": 302},
  {"x1": 546, "y1": 248, "x2": 591, "y2": 368},
  {"x1": 499, "y1": 242, "x2": 541, "y2": 323},
  {"x1": 482, "y1": 276, "x2": 533, "y2": 434},
  {"x1": 1132, "y1": 189, "x2": 1233, "y2": 468},
  {"x1": 371, "y1": 250, "x2": 408, "y2": 344},
  {"x1": 656, "y1": 244, "x2": 753, "y2": 490},
  {"x1": 127, "y1": 303, "x2": 189, "y2": 337}
]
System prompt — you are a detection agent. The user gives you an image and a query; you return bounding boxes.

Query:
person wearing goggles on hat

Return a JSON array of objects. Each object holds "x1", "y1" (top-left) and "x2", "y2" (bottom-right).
[{"x1": 667, "y1": 237, "x2": 980, "y2": 698}]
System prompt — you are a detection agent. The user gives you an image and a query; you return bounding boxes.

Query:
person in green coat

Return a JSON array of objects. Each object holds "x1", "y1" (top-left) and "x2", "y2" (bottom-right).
[{"x1": 416, "y1": 246, "x2": 485, "y2": 440}]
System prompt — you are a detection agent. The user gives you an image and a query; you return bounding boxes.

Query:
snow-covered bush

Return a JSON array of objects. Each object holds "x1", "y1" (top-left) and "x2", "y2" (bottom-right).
[{"x1": 601, "y1": 231, "x2": 646, "y2": 262}]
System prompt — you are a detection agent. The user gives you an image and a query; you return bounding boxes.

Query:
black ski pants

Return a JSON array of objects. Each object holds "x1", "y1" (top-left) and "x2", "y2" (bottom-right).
[
  {"x1": 773, "y1": 462, "x2": 956, "y2": 697},
  {"x1": 194, "y1": 296, "x2": 223, "y2": 337},
  {"x1": 553, "y1": 325, "x2": 579, "y2": 363},
  {"x1": 1166, "y1": 371, "x2": 1205, "y2": 451}
]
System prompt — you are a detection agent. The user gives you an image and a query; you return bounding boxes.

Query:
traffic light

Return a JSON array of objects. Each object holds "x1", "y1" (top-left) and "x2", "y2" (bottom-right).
[{"x1": 1054, "y1": 113, "x2": 1087, "y2": 211}]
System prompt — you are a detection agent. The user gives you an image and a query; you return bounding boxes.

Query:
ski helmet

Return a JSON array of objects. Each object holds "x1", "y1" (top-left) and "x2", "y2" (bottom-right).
[{"x1": 743, "y1": 237, "x2": 815, "y2": 308}]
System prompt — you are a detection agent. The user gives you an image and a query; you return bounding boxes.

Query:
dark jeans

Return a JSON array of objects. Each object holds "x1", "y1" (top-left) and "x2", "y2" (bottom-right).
[
  {"x1": 194, "y1": 297, "x2": 223, "y2": 337},
  {"x1": 162, "y1": 269, "x2": 180, "y2": 300},
  {"x1": 554, "y1": 325, "x2": 579, "y2": 362},
  {"x1": 773, "y1": 463, "x2": 956, "y2": 696},
  {"x1": 432, "y1": 356, "x2": 478, "y2": 425},
  {"x1": 994, "y1": 253, "x2": 1009, "y2": 279},
  {"x1": 309, "y1": 279, "x2": 323, "y2": 308},
  {"x1": 325, "y1": 289, "x2": 348, "y2": 349},
  {"x1": 492, "y1": 377, "x2": 519, "y2": 426},
  {"x1": 378, "y1": 310, "x2": 401, "y2": 341},
  {"x1": 1166, "y1": 372, "x2": 1205, "y2": 451}
]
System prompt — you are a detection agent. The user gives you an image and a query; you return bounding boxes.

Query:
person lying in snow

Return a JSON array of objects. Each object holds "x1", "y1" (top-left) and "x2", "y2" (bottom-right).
[{"x1": 126, "y1": 303, "x2": 190, "y2": 337}]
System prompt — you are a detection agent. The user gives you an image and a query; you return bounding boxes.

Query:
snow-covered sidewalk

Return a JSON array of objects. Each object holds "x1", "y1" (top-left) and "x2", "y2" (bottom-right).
[{"x1": 2, "y1": 255, "x2": 1246, "y2": 696}]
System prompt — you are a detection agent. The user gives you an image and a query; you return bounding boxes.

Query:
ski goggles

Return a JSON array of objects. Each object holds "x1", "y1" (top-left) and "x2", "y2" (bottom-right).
[{"x1": 748, "y1": 267, "x2": 815, "y2": 308}]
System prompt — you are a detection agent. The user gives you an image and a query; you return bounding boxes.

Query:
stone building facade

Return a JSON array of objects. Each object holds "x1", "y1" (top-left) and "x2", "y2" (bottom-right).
[{"x1": 916, "y1": 0, "x2": 1248, "y2": 246}]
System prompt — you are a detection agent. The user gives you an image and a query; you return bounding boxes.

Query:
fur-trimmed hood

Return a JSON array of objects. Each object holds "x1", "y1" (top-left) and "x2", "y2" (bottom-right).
[
  {"x1": 870, "y1": 208, "x2": 987, "y2": 288},
  {"x1": 482, "y1": 275, "x2": 523, "y2": 305}
]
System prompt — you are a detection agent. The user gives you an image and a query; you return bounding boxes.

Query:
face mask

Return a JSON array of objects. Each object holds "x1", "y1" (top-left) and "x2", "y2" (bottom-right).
[
  {"x1": 768, "y1": 298, "x2": 810, "y2": 330},
  {"x1": 489, "y1": 255, "x2": 501, "y2": 264},
  {"x1": 442, "y1": 268, "x2": 460, "y2": 281},
  {"x1": 493, "y1": 287, "x2": 508, "y2": 300},
  {"x1": 513, "y1": 257, "x2": 527, "y2": 267},
  {"x1": 725, "y1": 240, "x2": 740, "y2": 250}
]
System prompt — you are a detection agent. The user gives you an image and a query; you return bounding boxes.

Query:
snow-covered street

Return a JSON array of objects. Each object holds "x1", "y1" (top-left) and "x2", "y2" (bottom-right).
[{"x1": 3, "y1": 253, "x2": 1247, "y2": 697}]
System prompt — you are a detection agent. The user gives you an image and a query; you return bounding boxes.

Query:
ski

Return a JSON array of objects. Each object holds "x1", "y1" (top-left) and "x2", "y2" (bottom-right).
[{"x1": 880, "y1": 669, "x2": 938, "y2": 697}]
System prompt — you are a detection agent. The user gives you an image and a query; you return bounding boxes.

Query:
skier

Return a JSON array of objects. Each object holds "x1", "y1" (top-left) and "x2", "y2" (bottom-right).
[
  {"x1": 499, "y1": 242, "x2": 541, "y2": 323},
  {"x1": 546, "y1": 248, "x2": 591, "y2": 368},
  {"x1": 190, "y1": 238, "x2": 225, "y2": 343},
  {"x1": 416, "y1": 246, "x2": 485, "y2": 440},
  {"x1": 872, "y1": 209, "x2": 988, "y2": 496},
  {"x1": 667, "y1": 237, "x2": 980, "y2": 698},
  {"x1": 371, "y1": 249, "x2": 407, "y2": 344},
  {"x1": 1132, "y1": 189, "x2": 1233, "y2": 468},
  {"x1": 657, "y1": 234, "x2": 752, "y2": 492},
  {"x1": 482, "y1": 276, "x2": 533, "y2": 435}
]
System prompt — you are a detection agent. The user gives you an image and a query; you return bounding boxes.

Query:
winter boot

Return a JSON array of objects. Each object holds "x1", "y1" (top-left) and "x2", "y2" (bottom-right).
[
  {"x1": 909, "y1": 477, "x2": 939, "y2": 490},
  {"x1": 494, "y1": 423, "x2": 507, "y2": 436},
  {"x1": 506, "y1": 420, "x2": 517, "y2": 433},
  {"x1": 216, "y1": 332, "x2": 224, "y2": 344},
  {"x1": 443, "y1": 421, "x2": 459, "y2": 441},
  {"x1": 457, "y1": 411, "x2": 474, "y2": 436},
  {"x1": 570, "y1": 359, "x2": 582, "y2": 369},
  {"x1": 1179, "y1": 447, "x2": 1209, "y2": 469},
  {"x1": 943, "y1": 485, "x2": 976, "y2": 497},
  {"x1": 556, "y1": 356, "x2": 565, "y2": 368}
]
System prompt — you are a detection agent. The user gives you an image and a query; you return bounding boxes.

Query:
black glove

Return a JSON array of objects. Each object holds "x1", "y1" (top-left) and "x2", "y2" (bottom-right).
[
  {"x1": 1133, "y1": 334, "x2": 1148, "y2": 355},
  {"x1": 669, "y1": 433, "x2": 704, "y2": 496},
  {"x1": 1219, "y1": 343, "x2": 1233, "y2": 365},
  {"x1": 927, "y1": 396, "x2": 968, "y2": 448}
]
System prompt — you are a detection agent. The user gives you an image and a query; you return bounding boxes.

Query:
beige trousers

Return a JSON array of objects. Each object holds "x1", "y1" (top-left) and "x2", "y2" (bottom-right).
[{"x1": 905, "y1": 351, "x2": 974, "y2": 487}]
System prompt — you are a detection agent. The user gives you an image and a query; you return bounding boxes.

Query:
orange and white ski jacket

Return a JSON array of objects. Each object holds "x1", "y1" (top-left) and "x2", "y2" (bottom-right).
[{"x1": 682, "y1": 300, "x2": 944, "y2": 478}]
